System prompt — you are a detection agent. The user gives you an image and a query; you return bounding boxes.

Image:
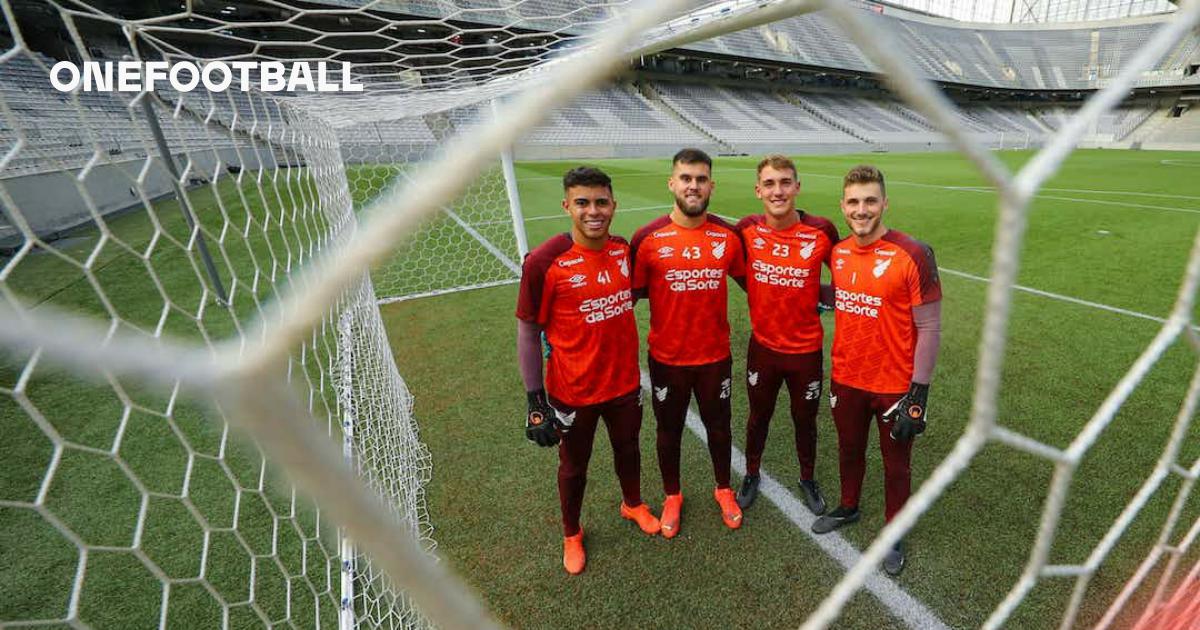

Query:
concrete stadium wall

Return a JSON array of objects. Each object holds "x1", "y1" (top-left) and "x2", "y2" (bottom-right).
[
  {"x1": 1139, "y1": 141, "x2": 1200, "y2": 151},
  {"x1": 0, "y1": 147, "x2": 280, "y2": 248}
]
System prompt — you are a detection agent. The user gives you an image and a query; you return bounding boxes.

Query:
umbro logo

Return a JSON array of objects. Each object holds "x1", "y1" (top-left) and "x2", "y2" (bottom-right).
[
  {"x1": 711, "y1": 241, "x2": 727, "y2": 260},
  {"x1": 752, "y1": 237, "x2": 766, "y2": 250},
  {"x1": 657, "y1": 246, "x2": 674, "y2": 259},
  {"x1": 798, "y1": 241, "x2": 816, "y2": 260},
  {"x1": 654, "y1": 386, "x2": 669, "y2": 402},
  {"x1": 835, "y1": 258, "x2": 845, "y2": 270},
  {"x1": 569, "y1": 274, "x2": 587, "y2": 288},
  {"x1": 873, "y1": 258, "x2": 892, "y2": 278},
  {"x1": 748, "y1": 371, "x2": 759, "y2": 386}
]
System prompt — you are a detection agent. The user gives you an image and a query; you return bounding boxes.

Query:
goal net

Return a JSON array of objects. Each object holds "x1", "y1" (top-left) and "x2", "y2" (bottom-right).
[{"x1": 1, "y1": 0, "x2": 1199, "y2": 629}]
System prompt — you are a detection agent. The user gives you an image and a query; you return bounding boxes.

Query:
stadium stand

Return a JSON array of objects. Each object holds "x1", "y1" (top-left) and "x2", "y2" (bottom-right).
[
  {"x1": 795, "y1": 93, "x2": 940, "y2": 147},
  {"x1": 0, "y1": 53, "x2": 249, "y2": 178},
  {"x1": 650, "y1": 81, "x2": 862, "y2": 153},
  {"x1": 369, "y1": 2, "x2": 1194, "y2": 91},
  {"x1": 304, "y1": 1, "x2": 1195, "y2": 91},
  {"x1": 521, "y1": 86, "x2": 709, "y2": 148},
  {"x1": 1142, "y1": 101, "x2": 1200, "y2": 149},
  {"x1": 0, "y1": 53, "x2": 283, "y2": 242}
]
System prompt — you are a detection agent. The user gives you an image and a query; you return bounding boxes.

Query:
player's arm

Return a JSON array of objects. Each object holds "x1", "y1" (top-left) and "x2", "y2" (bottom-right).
[
  {"x1": 729, "y1": 221, "x2": 748, "y2": 292},
  {"x1": 818, "y1": 217, "x2": 840, "y2": 311},
  {"x1": 886, "y1": 301, "x2": 941, "y2": 441},
  {"x1": 818, "y1": 283, "x2": 834, "y2": 311},
  {"x1": 629, "y1": 226, "x2": 651, "y2": 304},
  {"x1": 515, "y1": 248, "x2": 568, "y2": 447},
  {"x1": 516, "y1": 319, "x2": 561, "y2": 447},
  {"x1": 887, "y1": 242, "x2": 943, "y2": 442}
]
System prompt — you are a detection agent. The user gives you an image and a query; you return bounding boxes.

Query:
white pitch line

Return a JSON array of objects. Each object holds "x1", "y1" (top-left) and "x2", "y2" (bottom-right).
[
  {"x1": 937, "y1": 268, "x2": 1183, "y2": 326},
  {"x1": 443, "y1": 207, "x2": 521, "y2": 275},
  {"x1": 638, "y1": 371, "x2": 950, "y2": 630},
  {"x1": 1038, "y1": 187, "x2": 1200, "y2": 201}
]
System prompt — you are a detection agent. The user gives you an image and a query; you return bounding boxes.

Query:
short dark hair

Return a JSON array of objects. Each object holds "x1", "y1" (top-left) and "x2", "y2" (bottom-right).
[
  {"x1": 672, "y1": 148, "x2": 712, "y2": 169},
  {"x1": 843, "y1": 164, "x2": 886, "y2": 197},
  {"x1": 562, "y1": 166, "x2": 612, "y2": 193}
]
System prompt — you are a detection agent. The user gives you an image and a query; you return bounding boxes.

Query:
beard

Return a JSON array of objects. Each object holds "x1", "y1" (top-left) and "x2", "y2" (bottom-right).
[
  {"x1": 847, "y1": 214, "x2": 880, "y2": 236},
  {"x1": 674, "y1": 192, "x2": 709, "y2": 217}
]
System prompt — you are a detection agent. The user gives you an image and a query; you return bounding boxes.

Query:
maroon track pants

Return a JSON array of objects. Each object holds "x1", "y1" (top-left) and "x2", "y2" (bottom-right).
[
  {"x1": 829, "y1": 380, "x2": 913, "y2": 522},
  {"x1": 549, "y1": 389, "x2": 644, "y2": 537},
  {"x1": 743, "y1": 337, "x2": 823, "y2": 480},
  {"x1": 648, "y1": 355, "x2": 733, "y2": 495}
]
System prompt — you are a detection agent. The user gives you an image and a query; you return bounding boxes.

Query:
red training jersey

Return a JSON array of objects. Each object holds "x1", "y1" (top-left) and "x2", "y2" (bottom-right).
[
  {"x1": 631, "y1": 214, "x2": 745, "y2": 366},
  {"x1": 830, "y1": 230, "x2": 941, "y2": 395},
  {"x1": 736, "y1": 212, "x2": 839, "y2": 354},
  {"x1": 515, "y1": 234, "x2": 640, "y2": 407}
]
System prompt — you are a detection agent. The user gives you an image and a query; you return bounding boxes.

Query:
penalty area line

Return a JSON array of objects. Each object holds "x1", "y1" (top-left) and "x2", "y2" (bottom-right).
[{"x1": 638, "y1": 372, "x2": 951, "y2": 630}]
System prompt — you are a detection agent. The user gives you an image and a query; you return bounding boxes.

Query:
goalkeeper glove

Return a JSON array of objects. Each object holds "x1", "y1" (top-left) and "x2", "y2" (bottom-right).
[
  {"x1": 526, "y1": 389, "x2": 561, "y2": 447},
  {"x1": 884, "y1": 382, "x2": 929, "y2": 442}
]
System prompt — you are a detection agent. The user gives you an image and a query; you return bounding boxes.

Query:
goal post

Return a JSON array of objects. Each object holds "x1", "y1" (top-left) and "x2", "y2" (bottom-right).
[{"x1": 337, "y1": 106, "x2": 529, "y2": 305}]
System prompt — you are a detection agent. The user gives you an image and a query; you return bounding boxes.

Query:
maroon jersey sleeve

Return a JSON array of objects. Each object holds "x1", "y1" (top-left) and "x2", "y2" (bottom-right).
[
  {"x1": 515, "y1": 234, "x2": 573, "y2": 322},
  {"x1": 708, "y1": 215, "x2": 746, "y2": 278},
  {"x1": 630, "y1": 217, "x2": 670, "y2": 292},
  {"x1": 890, "y1": 232, "x2": 942, "y2": 305},
  {"x1": 799, "y1": 212, "x2": 840, "y2": 266},
  {"x1": 909, "y1": 241, "x2": 941, "y2": 305}
]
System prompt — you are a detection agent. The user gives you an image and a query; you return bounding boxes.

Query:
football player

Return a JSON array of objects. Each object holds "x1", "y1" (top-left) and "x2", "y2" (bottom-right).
[
  {"x1": 811, "y1": 165, "x2": 942, "y2": 577},
  {"x1": 515, "y1": 166, "x2": 660, "y2": 575}
]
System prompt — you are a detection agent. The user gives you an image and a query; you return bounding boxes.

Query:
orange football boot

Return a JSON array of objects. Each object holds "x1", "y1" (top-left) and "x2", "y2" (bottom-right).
[
  {"x1": 563, "y1": 529, "x2": 585, "y2": 575},
  {"x1": 620, "y1": 502, "x2": 661, "y2": 535},
  {"x1": 660, "y1": 493, "x2": 683, "y2": 539},
  {"x1": 713, "y1": 487, "x2": 743, "y2": 530}
]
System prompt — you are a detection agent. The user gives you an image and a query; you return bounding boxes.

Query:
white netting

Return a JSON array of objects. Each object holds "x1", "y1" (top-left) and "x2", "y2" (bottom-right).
[
  {"x1": 338, "y1": 109, "x2": 522, "y2": 302},
  {"x1": 2, "y1": 0, "x2": 1200, "y2": 629}
]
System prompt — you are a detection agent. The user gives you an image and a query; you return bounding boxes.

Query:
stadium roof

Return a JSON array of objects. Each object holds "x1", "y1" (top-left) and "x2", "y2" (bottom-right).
[{"x1": 877, "y1": 0, "x2": 1176, "y2": 22}]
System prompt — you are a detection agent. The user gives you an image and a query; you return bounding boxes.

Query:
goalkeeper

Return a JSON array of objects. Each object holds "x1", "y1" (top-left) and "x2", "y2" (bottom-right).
[
  {"x1": 811, "y1": 165, "x2": 942, "y2": 577},
  {"x1": 514, "y1": 166, "x2": 660, "y2": 576}
]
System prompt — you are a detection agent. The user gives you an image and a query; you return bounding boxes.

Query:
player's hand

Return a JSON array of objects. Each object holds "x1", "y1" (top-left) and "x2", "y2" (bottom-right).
[
  {"x1": 526, "y1": 389, "x2": 561, "y2": 447},
  {"x1": 885, "y1": 383, "x2": 929, "y2": 442}
]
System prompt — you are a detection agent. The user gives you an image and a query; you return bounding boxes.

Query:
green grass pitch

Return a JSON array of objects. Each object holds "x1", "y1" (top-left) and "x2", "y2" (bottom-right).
[{"x1": 3, "y1": 148, "x2": 1200, "y2": 629}]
